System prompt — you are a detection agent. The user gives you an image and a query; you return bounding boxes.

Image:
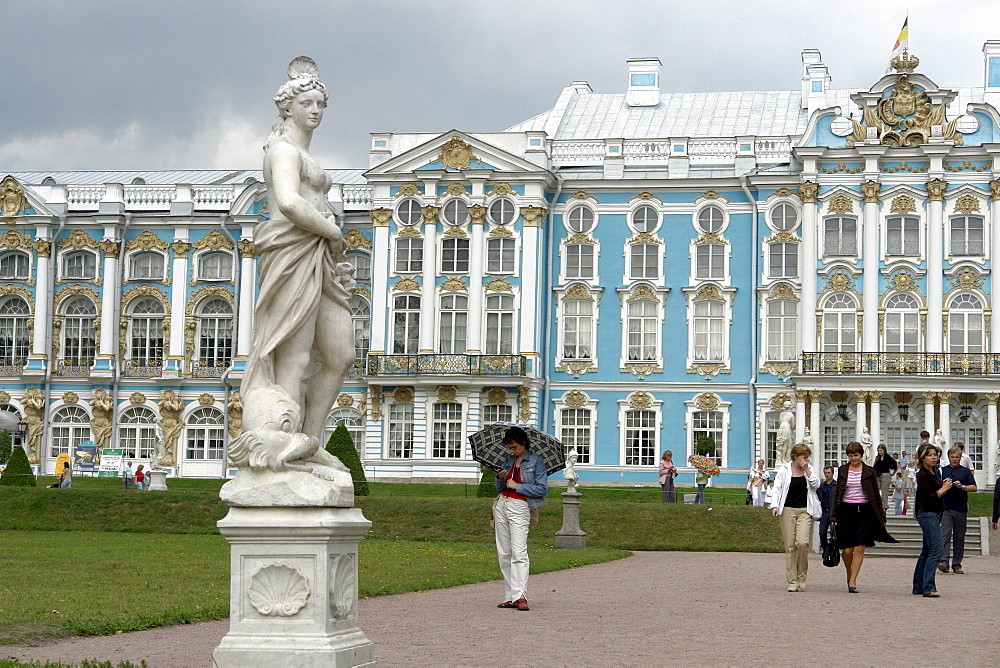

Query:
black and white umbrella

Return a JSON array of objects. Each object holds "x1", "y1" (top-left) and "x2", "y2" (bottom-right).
[{"x1": 468, "y1": 422, "x2": 566, "y2": 476}]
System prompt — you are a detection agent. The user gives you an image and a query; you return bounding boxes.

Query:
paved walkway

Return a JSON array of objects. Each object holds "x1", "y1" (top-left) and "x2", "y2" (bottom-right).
[{"x1": 3, "y1": 551, "x2": 998, "y2": 666}]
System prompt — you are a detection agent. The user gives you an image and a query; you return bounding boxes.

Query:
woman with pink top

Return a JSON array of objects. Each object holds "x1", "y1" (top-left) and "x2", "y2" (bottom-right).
[
  {"x1": 658, "y1": 450, "x2": 677, "y2": 503},
  {"x1": 831, "y1": 441, "x2": 897, "y2": 593}
]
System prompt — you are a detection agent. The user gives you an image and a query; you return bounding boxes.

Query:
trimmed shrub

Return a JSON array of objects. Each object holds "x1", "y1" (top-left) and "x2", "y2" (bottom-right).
[
  {"x1": 696, "y1": 435, "x2": 717, "y2": 457},
  {"x1": 0, "y1": 429, "x2": 11, "y2": 465},
  {"x1": 325, "y1": 424, "x2": 368, "y2": 496},
  {"x1": 477, "y1": 465, "x2": 498, "y2": 497},
  {"x1": 0, "y1": 444, "x2": 36, "y2": 487}
]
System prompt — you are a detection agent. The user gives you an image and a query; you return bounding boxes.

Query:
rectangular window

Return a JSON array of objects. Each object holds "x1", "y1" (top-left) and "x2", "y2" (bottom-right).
[
  {"x1": 691, "y1": 410, "x2": 723, "y2": 465},
  {"x1": 765, "y1": 413, "x2": 780, "y2": 469},
  {"x1": 199, "y1": 318, "x2": 233, "y2": 365},
  {"x1": 951, "y1": 216, "x2": 985, "y2": 256},
  {"x1": 486, "y1": 238, "x2": 516, "y2": 274},
  {"x1": 431, "y1": 403, "x2": 463, "y2": 458},
  {"x1": 482, "y1": 404, "x2": 513, "y2": 424},
  {"x1": 625, "y1": 409, "x2": 656, "y2": 466},
  {"x1": 562, "y1": 299, "x2": 593, "y2": 360},
  {"x1": 822, "y1": 312, "x2": 856, "y2": 352},
  {"x1": 885, "y1": 425, "x2": 919, "y2": 460},
  {"x1": 695, "y1": 244, "x2": 724, "y2": 279},
  {"x1": 565, "y1": 244, "x2": 595, "y2": 280},
  {"x1": 693, "y1": 300, "x2": 725, "y2": 362},
  {"x1": 388, "y1": 403, "x2": 414, "y2": 458},
  {"x1": 953, "y1": 427, "x2": 984, "y2": 470},
  {"x1": 438, "y1": 295, "x2": 468, "y2": 354},
  {"x1": 885, "y1": 312, "x2": 919, "y2": 352},
  {"x1": 561, "y1": 407, "x2": 592, "y2": 464},
  {"x1": 392, "y1": 295, "x2": 420, "y2": 355},
  {"x1": 626, "y1": 300, "x2": 657, "y2": 361},
  {"x1": 822, "y1": 425, "x2": 852, "y2": 469},
  {"x1": 394, "y1": 237, "x2": 423, "y2": 273},
  {"x1": 485, "y1": 295, "x2": 514, "y2": 355},
  {"x1": 886, "y1": 216, "x2": 919, "y2": 256},
  {"x1": 63, "y1": 252, "x2": 97, "y2": 280},
  {"x1": 186, "y1": 427, "x2": 224, "y2": 460},
  {"x1": 766, "y1": 300, "x2": 797, "y2": 361},
  {"x1": 768, "y1": 242, "x2": 798, "y2": 278},
  {"x1": 441, "y1": 238, "x2": 470, "y2": 273},
  {"x1": 63, "y1": 317, "x2": 96, "y2": 363},
  {"x1": 629, "y1": 243, "x2": 658, "y2": 279},
  {"x1": 950, "y1": 312, "x2": 984, "y2": 353},
  {"x1": 824, "y1": 217, "x2": 857, "y2": 256},
  {"x1": 119, "y1": 426, "x2": 157, "y2": 460}
]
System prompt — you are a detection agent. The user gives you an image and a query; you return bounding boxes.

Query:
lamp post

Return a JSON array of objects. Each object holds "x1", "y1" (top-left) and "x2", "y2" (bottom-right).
[{"x1": 16, "y1": 420, "x2": 26, "y2": 442}]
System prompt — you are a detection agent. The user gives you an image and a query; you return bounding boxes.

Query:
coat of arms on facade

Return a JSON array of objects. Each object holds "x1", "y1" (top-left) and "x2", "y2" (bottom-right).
[{"x1": 846, "y1": 53, "x2": 962, "y2": 147}]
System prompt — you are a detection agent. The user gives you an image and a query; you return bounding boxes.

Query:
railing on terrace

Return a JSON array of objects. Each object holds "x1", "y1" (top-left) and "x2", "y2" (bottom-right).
[
  {"x1": 66, "y1": 187, "x2": 104, "y2": 209},
  {"x1": 342, "y1": 186, "x2": 374, "y2": 207},
  {"x1": 550, "y1": 137, "x2": 793, "y2": 167},
  {"x1": 801, "y1": 352, "x2": 1000, "y2": 376},
  {"x1": 124, "y1": 186, "x2": 175, "y2": 208},
  {"x1": 0, "y1": 359, "x2": 27, "y2": 376},
  {"x1": 192, "y1": 187, "x2": 235, "y2": 208},
  {"x1": 54, "y1": 359, "x2": 94, "y2": 377},
  {"x1": 122, "y1": 359, "x2": 163, "y2": 378},
  {"x1": 190, "y1": 360, "x2": 230, "y2": 378},
  {"x1": 367, "y1": 353, "x2": 527, "y2": 377}
]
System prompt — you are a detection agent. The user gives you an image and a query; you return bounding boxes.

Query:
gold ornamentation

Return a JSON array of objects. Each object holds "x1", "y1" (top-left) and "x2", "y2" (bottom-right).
[
  {"x1": 986, "y1": 393, "x2": 999, "y2": 405},
  {"x1": 944, "y1": 160, "x2": 992, "y2": 172},
  {"x1": 0, "y1": 176, "x2": 29, "y2": 217},
  {"x1": 569, "y1": 191, "x2": 595, "y2": 200},
  {"x1": 0, "y1": 229, "x2": 31, "y2": 249},
  {"x1": 632, "y1": 191, "x2": 662, "y2": 203},
  {"x1": 440, "y1": 277, "x2": 467, "y2": 292},
  {"x1": 227, "y1": 390, "x2": 243, "y2": 439},
  {"x1": 31, "y1": 240, "x2": 50, "y2": 258},
  {"x1": 122, "y1": 284, "x2": 170, "y2": 314},
  {"x1": 129, "y1": 392, "x2": 146, "y2": 405},
  {"x1": 990, "y1": 180, "x2": 1000, "y2": 201},
  {"x1": 926, "y1": 179, "x2": 947, "y2": 202},
  {"x1": 890, "y1": 195, "x2": 916, "y2": 214},
  {"x1": 520, "y1": 206, "x2": 546, "y2": 227},
  {"x1": 0, "y1": 390, "x2": 9, "y2": 403},
  {"x1": 954, "y1": 194, "x2": 981, "y2": 214},
  {"x1": 701, "y1": 190, "x2": 722, "y2": 200},
  {"x1": 62, "y1": 391, "x2": 79, "y2": 404},
  {"x1": 566, "y1": 232, "x2": 594, "y2": 244},
  {"x1": 937, "y1": 391, "x2": 952, "y2": 401},
  {"x1": 443, "y1": 226, "x2": 467, "y2": 238},
  {"x1": 861, "y1": 181, "x2": 880, "y2": 204},
  {"x1": 88, "y1": 388, "x2": 113, "y2": 448},
  {"x1": 827, "y1": 194, "x2": 854, "y2": 214},
  {"x1": 879, "y1": 161, "x2": 928, "y2": 173},
  {"x1": 798, "y1": 182, "x2": 819, "y2": 204},
  {"x1": 370, "y1": 386, "x2": 382, "y2": 421},
  {"x1": 774, "y1": 187, "x2": 793, "y2": 198},
  {"x1": 624, "y1": 362, "x2": 659, "y2": 378},
  {"x1": 826, "y1": 269, "x2": 855, "y2": 294},
  {"x1": 370, "y1": 208, "x2": 391, "y2": 227},
  {"x1": 489, "y1": 226, "x2": 513, "y2": 237},
  {"x1": 689, "y1": 362, "x2": 726, "y2": 378},
  {"x1": 764, "y1": 363, "x2": 796, "y2": 380},
  {"x1": 794, "y1": 390, "x2": 808, "y2": 402},
  {"x1": 420, "y1": 206, "x2": 439, "y2": 224},
  {"x1": 193, "y1": 229, "x2": 234, "y2": 252},
  {"x1": 957, "y1": 392, "x2": 978, "y2": 405},
  {"x1": 58, "y1": 229, "x2": 99, "y2": 251},
  {"x1": 437, "y1": 386, "x2": 457, "y2": 403},
  {"x1": 488, "y1": 183, "x2": 514, "y2": 197},
  {"x1": 171, "y1": 241, "x2": 190, "y2": 255},
  {"x1": 237, "y1": 239, "x2": 255, "y2": 257},
  {"x1": 559, "y1": 359, "x2": 593, "y2": 377},
  {"x1": 869, "y1": 390, "x2": 883, "y2": 402},
  {"x1": 628, "y1": 232, "x2": 663, "y2": 245},
  {"x1": 198, "y1": 393, "x2": 215, "y2": 406},
  {"x1": 952, "y1": 267, "x2": 983, "y2": 291},
  {"x1": 54, "y1": 284, "x2": 101, "y2": 315},
  {"x1": 630, "y1": 391, "x2": 653, "y2": 409},
  {"x1": 564, "y1": 390, "x2": 587, "y2": 407},
  {"x1": 485, "y1": 278, "x2": 512, "y2": 292},
  {"x1": 486, "y1": 387, "x2": 508, "y2": 405},
  {"x1": 351, "y1": 285, "x2": 371, "y2": 300},
  {"x1": 337, "y1": 393, "x2": 354, "y2": 407},
  {"x1": 764, "y1": 230, "x2": 799, "y2": 243},
  {"x1": 469, "y1": 204, "x2": 486, "y2": 225},
  {"x1": 519, "y1": 386, "x2": 531, "y2": 421},
  {"x1": 185, "y1": 285, "x2": 231, "y2": 316},
  {"x1": 126, "y1": 230, "x2": 169, "y2": 252},
  {"x1": 693, "y1": 284, "x2": 723, "y2": 302},
  {"x1": 51, "y1": 316, "x2": 63, "y2": 359},
  {"x1": 819, "y1": 163, "x2": 864, "y2": 174},
  {"x1": 397, "y1": 183, "x2": 421, "y2": 197},
  {"x1": 392, "y1": 277, "x2": 420, "y2": 292},
  {"x1": 392, "y1": 387, "x2": 413, "y2": 404},
  {"x1": 96, "y1": 240, "x2": 119, "y2": 258},
  {"x1": 446, "y1": 183, "x2": 467, "y2": 196},
  {"x1": 889, "y1": 269, "x2": 916, "y2": 292},
  {"x1": 694, "y1": 392, "x2": 720, "y2": 410},
  {"x1": 694, "y1": 232, "x2": 727, "y2": 245},
  {"x1": 627, "y1": 284, "x2": 658, "y2": 302},
  {"x1": 562, "y1": 284, "x2": 593, "y2": 301},
  {"x1": 769, "y1": 392, "x2": 790, "y2": 410},
  {"x1": 846, "y1": 69, "x2": 963, "y2": 147},
  {"x1": 437, "y1": 136, "x2": 477, "y2": 170},
  {"x1": 768, "y1": 283, "x2": 798, "y2": 301},
  {"x1": 397, "y1": 226, "x2": 421, "y2": 238}
]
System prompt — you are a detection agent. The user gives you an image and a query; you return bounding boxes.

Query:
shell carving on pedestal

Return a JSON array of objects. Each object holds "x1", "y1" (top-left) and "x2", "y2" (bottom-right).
[{"x1": 248, "y1": 563, "x2": 310, "y2": 616}]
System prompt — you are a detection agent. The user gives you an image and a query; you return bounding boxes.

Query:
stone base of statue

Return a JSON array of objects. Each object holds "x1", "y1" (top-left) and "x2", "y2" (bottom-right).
[
  {"x1": 554, "y1": 489, "x2": 587, "y2": 549},
  {"x1": 147, "y1": 469, "x2": 168, "y2": 491},
  {"x1": 212, "y1": 506, "x2": 374, "y2": 668}
]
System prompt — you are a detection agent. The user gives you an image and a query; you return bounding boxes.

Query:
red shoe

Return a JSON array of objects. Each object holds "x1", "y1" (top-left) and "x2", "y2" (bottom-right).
[
  {"x1": 497, "y1": 601, "x2": 516, "y2": 609},
  {"x1": 515, "y1": 597, "x2": 529, "y2": 611}
]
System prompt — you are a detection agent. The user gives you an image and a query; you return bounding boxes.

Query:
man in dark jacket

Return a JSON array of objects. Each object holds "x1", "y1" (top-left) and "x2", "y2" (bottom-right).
[
  {"x1": 817, "y1": 466, "x2": 836, "y2": 550},
  {"x1": 939, "y1": 446, "x2": 977, "y2": 574}
]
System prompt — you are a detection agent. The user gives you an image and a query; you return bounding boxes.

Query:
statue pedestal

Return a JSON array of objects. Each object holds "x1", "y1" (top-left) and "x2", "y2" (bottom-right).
[
  {"x1": 212, "y1": 506, "x2": 374, "y2": 668},
  {"x1": 554, "y1": 489, "x2": 586, "y2": 549},
  {"x1": 147, "y1": 469, "x2": 168, "y2": 491}
]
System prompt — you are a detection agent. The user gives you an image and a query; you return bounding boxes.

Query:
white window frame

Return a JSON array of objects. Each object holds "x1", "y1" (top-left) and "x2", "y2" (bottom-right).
[
  {"x1": 947, "y1": 292, "x2": 986, "y2": 353},
  {"x1": 691, "y1": 242, "x2": 729, "y2": 282},
  {"x1": 555, "y1": 391, "x2": 598, "y2": 465},
  {"x1": 683, "y1": 287, "x2": 734, "y2": 371},
  {"x1": 692, "y1": 203, "x2": 729, "y2": 236},
  {"x1": 556, "y1": 286, "x2": 598, "y2": 366},
  {"x1": 481, "y1": 402, "x2": 514, "y2": 425},
  {"x1": 347, "y1": 250, "x2": 371, "y2": 281},
  {"x1": 487, "y1": 197, "x2": 517, "y2": 226},
  {"x1": 119, "y1": 405, "x2": 159, "y2": 460},
  {"x1": 49, "y1": 404, "x2": 92, "y2": 459},
  {"x1": 628, "y1": 203, "x2": 661, "y2": 234},
  {"x1": 394, "y1": 198, "x2": 423, "y2": 226},
  {"x1": 766, "y1": 200, "x2": 800, "y2": 233},
  {"x1": 393, "y1": 236, "x2": 423, "y2": 274},
  {"x1": 126, "y1": 297, "x2": 165, "y2": 365},
  {"x1": 440, "y1": 197, "x2": 470, "y2": 227},
  {"x1": 627, "y1": 241, "x2": 662, "y2": 281},
  {"x1": 324, "y1": 406, "x2": 365, "y2": 459},
  {"x1": 440, "y1": 237, "x2": 470, "y2": 274},
  {"x1": 766, "y1": 240, "x2": 799, "y2": 279},
  {"x1": 438, "y1": 293, "x2": 468, "y2": 354},
  {"x1": 949, "y1": 214, "x2": 986, "y2": 258},
  {"x1": 561, "y1": 240, "x2": 597, "y2": 282},
  {"x1": 196, "y1": 298, "x2": 234, "y2": 367},
  {"x1": 564, "y1": 203, "x2": 597, "y2": 234},
  {"x1": 127, "y1": 251, "x2": 167, "y2": 281},
  {"x1": 883, "y1": 292, "x2": 921, "y2": 353},
  {"x1": 822, "y1": 216, "x2": 858, "y2": 258},
  {"x1": 821, "y1": 292, "x2": 858, "y2": 353},
  {"x1": 484, "y1": 292, "x2": 516, "y2": 355},
  {"x1": 623, "y1": 299, "x2": 659, "y2": 363},
  {"x1": 885, "y1": 215, "x2": 920, "y2": 258},
  {"x1": 184, "y1": 406, "x2": 225, "y2": 461},
  {"x1": 60, "y1": 297, "x2": 97, "y2": 365},
  {"x1": 60, "y1": 250, "x2": 98, "y2": 281},
  {"x1": 0, "y1": 296, "x2": 30, "y2": 364},
  {"x1": 617, "y1": 393, "x2": 663, "y2": 467},
  {"x1": 486, "y1": 237, "x2": 516, "y2": 275},
  {"x1": 386, "y1": 401, "x2": 414, "y2": 458},
  {"x1": 391, "y1": 294, "x2": 420, "y2": 355},
  {"x1": 684, "y1": 394, "x2": 732, "y2": 468},
  {"x1": 195, "y1": 251, "x2": 234, "y2": 281},
  {"x1": 349, "y1": 295, "x2": 370, "y2": 363},
  {"x1": 765, "y1": 298, "x2": 798, "y2": 362},
  {"x1": 430, "y1": 401, "x2": 465, "y2": 459},
  {"x1": 0, "y1": 251, "x2": 30, "y2": 280}
]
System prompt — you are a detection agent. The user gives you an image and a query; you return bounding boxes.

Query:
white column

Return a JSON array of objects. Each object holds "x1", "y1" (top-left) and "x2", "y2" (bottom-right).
[
  {"x1": 800, "y1": 186, "x2": 819, "y2": 351},
  {"x1": 98, "y1": 242, "x2": 118, "y2": 358},
  {"x1": 518, "y1": 207, "x2": 542, "y2": 355},
  {"x1": 236, "y1": 232, "x2": 255, "y2": 358},
  {"x1": 418, "y1": 209, "x2": 438, "y2": 354},
  {"x1": 794, "y1": 389, "x2": 807, "y2": 444},
  {"x1": 168, "y1": 235, "x2": 189, "y2": 375},
  {"x1": 926, "y1": 181, "x2": 946, "y2": 352},
  {"x1": 809, "y1": 389, "x2": 822, "y2": 469},
  {"x1": 466, "y1": 206, "x2": 485, "y2": 353},
  {"x1": 869, "y1": 391, "x2": 882, "y2": 455},
  {"x1": 31, "y1": 231, "x2": 51, "y2": 360},
  {"x1": 987, "y1": 394, "x2": 998, "y2": 486},
  {"x1": 369, "y1": 212, "x2": 391, "y2": 353},
  {"x1": 938, "y1": 391, "x2": 951, "y2": 445},
  {"x1": 862, "y1": 184, "x2": 879, "y2": 350},
  {"x1": 923, "y1": 391, "x2": 936, "y2": 436},
  {"x1": 991, "y1": 185, "x2": 1000, "y2": 352},
  {"x1": 854, "y1": 391, "x2": 867, "y2": 446}
]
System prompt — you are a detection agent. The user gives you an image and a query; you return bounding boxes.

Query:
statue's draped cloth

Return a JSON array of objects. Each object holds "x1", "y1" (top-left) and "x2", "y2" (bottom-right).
[{"x1": 244, "y1": 218, "x2": 351, "y2": 390}]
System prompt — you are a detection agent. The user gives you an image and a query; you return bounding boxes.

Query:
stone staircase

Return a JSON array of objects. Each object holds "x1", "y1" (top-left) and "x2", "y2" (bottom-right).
[{"x1": 864, "y1": 515, "x2": 991, "y2": 558}]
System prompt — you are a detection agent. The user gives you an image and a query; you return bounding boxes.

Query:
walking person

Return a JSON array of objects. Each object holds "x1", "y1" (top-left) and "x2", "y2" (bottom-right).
[
  {"x1": 817, "y1": 466, "x2": 836, "y2": 551},
  {"x1": 938, "y1": 446, "x2": 976, "y2": 574},
  {"x1": 658, "y1": 450, "x2": 677, "y2": 503},
  {"x1": 891, "y1": 470, "x2": 905, "y2": 516},
  {"x1": 831, "y1": 441, "x2": 897, "y2": 593},
  {"x1": 494, "y1": 426, "x2": 548, "y2": 612},
  {"x1": 122, "y1": 460, "x2": 134, "y2": 490},
  {"x1": 873, "y1": 444, "x2": 898, "y2": 515},
  {"x1": 695, "y1": 469, "x2": 709, "y2": 504},
  {"x1": 749, "y1": 459, "x2": 769, "y2": 507},
  {"x1": 134, "y1": 464, "x2": 146, "y2": 491},
  {"x1": 913, "y1": 444, "x2": 950, "y2": 597},
  {"x1": 770, "y1": 444, "x2": 821, "y2": 592}
]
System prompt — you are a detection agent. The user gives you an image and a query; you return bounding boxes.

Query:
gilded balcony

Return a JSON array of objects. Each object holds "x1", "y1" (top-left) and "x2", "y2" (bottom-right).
[
  {"x1": 123, "y1": 359, "x2": 163, "y2": 378},
  {"x1": 0, "y1": 359, "x2": 27, "y2": 376},
  {"x1": 191, "y1": 360, "x2": 230, "y2": 378},
  {"x1": 801, "y1": 352, "x2": 1000, "y2": 376},
  {"x1": 55, "y1": 359, "x2": 93, "y2": 377},
  {"x1": 367, "y1": 353, "x2": 528, "y2": 377}
]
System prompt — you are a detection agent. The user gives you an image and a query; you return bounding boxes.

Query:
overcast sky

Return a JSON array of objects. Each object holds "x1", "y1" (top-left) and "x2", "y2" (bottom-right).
[{"x1": 2, "y1": 0, "x2": 997, "y2": 173}]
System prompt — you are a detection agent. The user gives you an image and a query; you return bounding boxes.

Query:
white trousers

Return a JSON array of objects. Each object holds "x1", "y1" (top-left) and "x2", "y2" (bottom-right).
[
  {"x1": 494, "y1": 496, "x2": 531, "y2": 601},
  {"x1": 751, "y1": 486, "x2": 765, "y2": 507}
]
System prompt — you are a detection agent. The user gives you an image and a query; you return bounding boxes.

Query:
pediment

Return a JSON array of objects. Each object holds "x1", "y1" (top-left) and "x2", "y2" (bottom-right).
[
  {"x1": 0, "y1": 175, "x2": 54, "y2": 218},
  {"x1": 365, "y1": 130, "x2": 548, "y2": 177}
]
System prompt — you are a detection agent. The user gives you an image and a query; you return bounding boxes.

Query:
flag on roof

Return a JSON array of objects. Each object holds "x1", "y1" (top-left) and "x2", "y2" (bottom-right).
[{"x1": 886, "y1": 16, "x2": 909, "y2": 74}]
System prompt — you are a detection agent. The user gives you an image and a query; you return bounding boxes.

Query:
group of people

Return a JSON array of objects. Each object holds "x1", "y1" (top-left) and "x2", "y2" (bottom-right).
[{"x1": 122, "y1": 461, "x2": 149, "y2": 490}]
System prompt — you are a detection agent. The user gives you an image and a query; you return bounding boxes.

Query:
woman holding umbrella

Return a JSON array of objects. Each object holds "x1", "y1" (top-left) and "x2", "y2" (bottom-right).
[{"x1": 494, "y1": 426, "x2": 548, "y2": 612}]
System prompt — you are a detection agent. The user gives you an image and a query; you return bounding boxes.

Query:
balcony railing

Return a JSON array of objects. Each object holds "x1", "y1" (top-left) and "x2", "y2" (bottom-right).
[
  {"x1": 0, "y1": 359, "x2": 27, "y2": 376},
  {"x1": 367, "y1": 353, "x2": 527, "y2": 377},
  {"x1": 55, "y1": 359, "x2": 94, "y2": 377},
  {"x1": 801, "y1": 352, "x2": 1000, "y2": 376},
  {"x1": 123, "y1": 359, "x2": 163, "y2": 378},
  {"x1": 191, "y1": 360, "x2": 230, "y2": 378}
]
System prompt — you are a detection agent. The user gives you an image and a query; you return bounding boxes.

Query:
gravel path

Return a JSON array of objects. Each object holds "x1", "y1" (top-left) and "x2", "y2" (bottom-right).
[{"x1": 3, "y1": 551, "x2": 998, "y2": 666}]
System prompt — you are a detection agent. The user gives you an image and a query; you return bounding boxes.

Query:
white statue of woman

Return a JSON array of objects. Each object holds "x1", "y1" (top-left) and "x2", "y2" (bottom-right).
[
  {"x1": 776, "y1": 401, "x2": 795, "y2": 464},
  {"x1": 934, "y1": 429, "x2": 947, "y2": 450},
  {"x1": 861, "y1": 426, "x2": 873, "y2": 465},
  {"x1": 243, "y1": 57, "x2": 356, "y2": 441}
]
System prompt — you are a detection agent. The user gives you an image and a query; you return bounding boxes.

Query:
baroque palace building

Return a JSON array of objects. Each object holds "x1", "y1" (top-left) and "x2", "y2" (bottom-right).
[{"x1": 5, "y1": 41, "x2": 1000, "y2": 486}]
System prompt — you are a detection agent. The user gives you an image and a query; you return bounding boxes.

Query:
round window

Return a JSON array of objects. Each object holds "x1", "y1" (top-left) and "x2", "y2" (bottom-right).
[
  {"x1": 631, "y1": 204, "x2": 658, "y2": 233},
  {"x1": 697, "y1": 206, "x2": 724, "y2": 234},
  {"x1": 441, "y1": 199, "x2": 469, "y2": 227},
  {"x1": 395, "y1": 198, "x2": 422, "y2": 226},
  {"x1": 488, "y1": 198, "x2": 517, "y2": 226},
  {"x1": 770, "y1": 202, "x2": 798, "y2": 231},
  {"x1": 566, "y1": 206, "x2": 595, "y2": 233}
]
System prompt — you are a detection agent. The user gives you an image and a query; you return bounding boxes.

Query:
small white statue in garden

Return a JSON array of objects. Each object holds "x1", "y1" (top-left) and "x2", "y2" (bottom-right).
[{"x1": 563, "y1": 450, "x2": 579, "y2": 494}]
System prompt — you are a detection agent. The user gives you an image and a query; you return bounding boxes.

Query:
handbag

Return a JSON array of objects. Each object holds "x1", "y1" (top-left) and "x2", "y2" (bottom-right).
[{"x1": 822, "y1": 524, "x2": 841, "y2": 567}]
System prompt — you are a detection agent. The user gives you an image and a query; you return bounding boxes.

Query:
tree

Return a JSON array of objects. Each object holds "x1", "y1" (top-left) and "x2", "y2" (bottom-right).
[
  {"x1": 325, "y1": 424, "x2": 368, "y2": 496},
  {"x1": 477, "y1": 465, "x2": 498, "y2": 497},
  {"x1": 696, "y1": 435, "x2": 717, "y2": 457},
  {"x1": 0, "y1": 430, "x2": 11, "y2": 466},
  {"x1": 0, "y1": 444, "x2": 36, "y2": 487}
]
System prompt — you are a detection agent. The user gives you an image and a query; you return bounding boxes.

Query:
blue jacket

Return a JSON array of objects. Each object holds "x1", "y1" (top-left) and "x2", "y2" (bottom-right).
[{"x1": 495, "y1": 449, "x2": 548, "y2": 509}]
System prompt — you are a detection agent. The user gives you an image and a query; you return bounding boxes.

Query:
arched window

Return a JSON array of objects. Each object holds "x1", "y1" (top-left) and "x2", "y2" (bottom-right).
[
  {"x1": 197, "y1": 252, "x2": 233, "y2": 280},
  {"x1": 62, "y1": 251, "x2": 97, "y2": 280},
  {"x1": 349, "y1": 296, "x2": 370, "y2": 363},
  {"x1": 129, "y1": 252, "x2": 166, "y2": 280},
  {"x1": 323, "y1": 406, "x2": 365, "y2": 459},
  {"x1": 119, "y1": 405, "x2": 158, "y2": 459},
  {"x1": 347, "y1": 251, "x2": 371, "y2": 281},
  {"x1": 884, "y1": 293, "x2": 919, "y2": 352},
  {"x1": 485, "y1": 294, "x2": 514, "y2": 355},
  {"x1": 766, "y1": 299, "x2": 798, "y2": 362},
  {"x1": 392, "y1": 295, "x2": 420, "y2": 355},
  {"x1": 692, "y1": 300, "x2": 725, "y2": 362},
  {"x1": 438, "y1": 294, "x2": 468, "y2": 354},
  {"x1": 50, "y1": 405, "x2": 91, "y2": 459},
  {"x1": 128, "y1": 298, "x2": 165, "y2": 364},
  {"x1": 822, "y1": 293, "x2": 856, "y2": 352},
  {"x1": 949, "y1": 293, "x2": 984, "y2": 353},
  {"x1": 62, "y1": 297, "x2": 96, "y2": 365},
  {"x1": 185, "y1": 407, "x2": 224, "y2": 460},
  {"x1": 198, "y1": 299, "x2": 233, "y2": 367},
  {"x1": 0, "y1": 252, "x2": 29, "y2": 280},
  {"x1": 626, "y1": 300, "x2": 657, "y2": 361},
  {"x1": 0, "y1": 296, "x2": 30, "y2": 365},
  {"x1": 0, "y1": 403, "x2": 24, "y2": 450}
]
